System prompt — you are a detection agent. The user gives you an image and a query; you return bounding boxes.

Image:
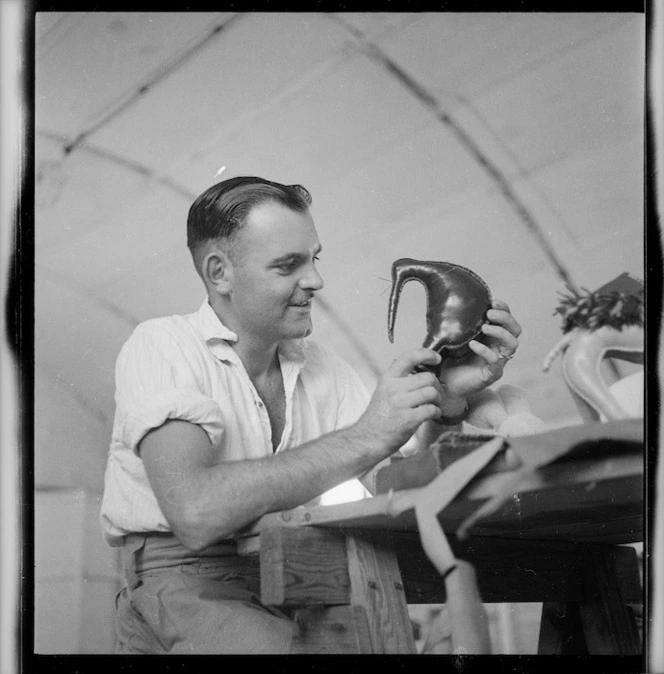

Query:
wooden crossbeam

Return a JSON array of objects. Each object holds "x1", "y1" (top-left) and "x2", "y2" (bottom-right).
[
  {"x1": 260, "y1": 527, "x2": 349, "y2": 606},
  {"x1": 254, "y1": 528, "x2": 641, "y2": 607}
]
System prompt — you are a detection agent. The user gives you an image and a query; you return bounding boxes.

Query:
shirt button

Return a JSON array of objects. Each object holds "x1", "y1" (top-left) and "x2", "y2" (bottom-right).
[{"x1": 256, "y1": 400, "x2": 263, "y2": 408}]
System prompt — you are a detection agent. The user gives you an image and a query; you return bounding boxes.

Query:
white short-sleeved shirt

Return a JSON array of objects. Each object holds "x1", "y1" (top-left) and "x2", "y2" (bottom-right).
[{"x1": 100, "y1": 299, "x2": 371, "y2": 546}]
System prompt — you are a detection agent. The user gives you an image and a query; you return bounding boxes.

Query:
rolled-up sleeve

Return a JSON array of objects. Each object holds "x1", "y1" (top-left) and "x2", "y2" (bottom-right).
[{"x1": 114, "y1": 322, "x2": 225, "y2": 454}]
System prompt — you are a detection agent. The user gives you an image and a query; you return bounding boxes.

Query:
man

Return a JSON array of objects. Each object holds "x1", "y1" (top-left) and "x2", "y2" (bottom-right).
[{"x1": 100, "y1": 176, "x2": 521, "y2": 654}]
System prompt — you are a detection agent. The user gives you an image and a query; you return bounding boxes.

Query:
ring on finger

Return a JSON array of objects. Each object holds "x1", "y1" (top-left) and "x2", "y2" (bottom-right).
[{"x1": 497, "y1": 349, "x2": 514, "y2": 361}]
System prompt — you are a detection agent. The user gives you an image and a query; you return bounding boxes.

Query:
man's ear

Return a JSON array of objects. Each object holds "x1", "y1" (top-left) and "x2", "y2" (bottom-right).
[{"x1": 202, "y1": 248, "x2": 233, "y2": 295}]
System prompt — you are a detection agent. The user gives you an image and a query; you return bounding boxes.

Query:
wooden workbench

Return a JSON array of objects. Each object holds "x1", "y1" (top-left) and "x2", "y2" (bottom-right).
[{"x1": 237, "y1": 422, "x2": 644, "y2": 655}]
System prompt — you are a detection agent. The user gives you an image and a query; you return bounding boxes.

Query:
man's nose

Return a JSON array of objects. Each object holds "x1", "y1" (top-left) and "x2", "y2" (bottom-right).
[{"x1": 299, "y1": 265, "x2": 324, "y2": 291}]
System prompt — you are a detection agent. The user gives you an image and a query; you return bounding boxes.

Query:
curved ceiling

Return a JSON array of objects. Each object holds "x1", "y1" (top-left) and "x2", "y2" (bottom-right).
[{"x1": 34, "y1": 11, "x2": 645, "y2": 490}]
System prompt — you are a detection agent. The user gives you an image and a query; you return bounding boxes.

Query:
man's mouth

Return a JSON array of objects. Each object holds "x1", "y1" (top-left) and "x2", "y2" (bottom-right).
[{"x1": 288, "y1": 298, "x2": 313, "y2": 308}]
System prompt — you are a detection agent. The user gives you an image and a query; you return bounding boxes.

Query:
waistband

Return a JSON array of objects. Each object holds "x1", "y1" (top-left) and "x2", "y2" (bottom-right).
[{"x1": 121, "y1": 533, "x2": 248, "y2": 589}]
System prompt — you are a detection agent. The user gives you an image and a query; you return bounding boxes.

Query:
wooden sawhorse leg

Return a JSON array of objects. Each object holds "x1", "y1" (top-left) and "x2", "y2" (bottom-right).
[
  {"x1": 257, "y1": 526, "x2": 417, "y2": 654},
  {"x1": 538, "y1": 543, "x2": 642, "y2": 655},
  {"x1": 391, "y1": 531, "x2": 642, "y2": 656}
]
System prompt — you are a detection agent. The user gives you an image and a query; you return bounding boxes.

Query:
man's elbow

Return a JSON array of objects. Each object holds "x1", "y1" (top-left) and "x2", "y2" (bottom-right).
[
  {"x1": 175, "y1": 527, "x2": 214, "y2": 554},
  {"x1": 170, "y1": 504, "x2": 236, "y2": 553}
]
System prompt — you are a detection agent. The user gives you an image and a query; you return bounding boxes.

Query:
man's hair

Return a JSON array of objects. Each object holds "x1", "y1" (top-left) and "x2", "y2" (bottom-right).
[{"x1": 187, "y1": 176, "x2": 312, "y2": 275}]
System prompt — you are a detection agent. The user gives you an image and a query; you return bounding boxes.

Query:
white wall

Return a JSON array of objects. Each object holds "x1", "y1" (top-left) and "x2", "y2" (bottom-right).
[{"x1": 34, "y1": 489, "x2": 121, "y2": 653}]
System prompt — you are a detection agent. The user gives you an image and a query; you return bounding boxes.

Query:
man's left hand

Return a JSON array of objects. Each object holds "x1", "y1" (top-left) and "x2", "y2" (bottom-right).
[{"x1": 438, "y1": 298, "x2": 521, "y2": 402}]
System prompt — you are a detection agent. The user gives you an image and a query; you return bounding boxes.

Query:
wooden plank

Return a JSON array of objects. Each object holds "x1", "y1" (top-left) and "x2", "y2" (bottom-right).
[
  {"x1": 259, "y1": 527, "x2": 349, "y2": 607},
  {"x1": 346, "y1": 531, "x2": 417, "y2": 654},
  {"x1": 447, "y1": 478, "x2": 643, "y2": 544},
  {"x1": 259, "y1": 526, "x2": 641, "y2": 607},
  {"x1": 290, "y1": 606, "x2": 372, "y2": 654},
  {"x1": 578, "y1": 544, "x2": 642, "y2": 654},
  {"x1": 259, "y1": 527, "x2": 415, "y2": 653},
  {"x1": 242, "y1": 451, "x2": 643, "y2": 545},
  {"x1": 260, "y1": 525, "x2": 642, "y2": 607}
]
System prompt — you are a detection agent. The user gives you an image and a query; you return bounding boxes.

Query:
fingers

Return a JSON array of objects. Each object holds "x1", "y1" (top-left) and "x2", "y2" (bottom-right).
[
  {"x1": 468, "y1": 338, "x2": 503, "y2": 367},
  {"x1": 388, "y1": 348, "x2": 442, "y2": 377},
  {"x1": 382, "y1": 371, "x2": 443, "y2": 408},
  {"x1": 413, "y1": 403, "x2": 444, "y2": 426},
  {"x1": 487, "y1": 299, "x2": 522, "y2": 338},
  {"x1": 402, "y1": 370, "x2": 441, "y2": 392},
  {"x1": 364, "y1": 355, "x2": 445, "y2": 451},
  {"x1": 402, "y1": 383, "x2": 444, "y2": 409},
  {"x1": 483, "y1": 299, "x2": 520, "y2": 363},
  {"x1": 491, "y1": 298, "x2": 511, "y2": 312},
  {"x1": 480, "y1": 322, "x2": 519, "y2": 355},
  {"x1": 386, "y1": 356, "x2": 444, "y2": 409}
]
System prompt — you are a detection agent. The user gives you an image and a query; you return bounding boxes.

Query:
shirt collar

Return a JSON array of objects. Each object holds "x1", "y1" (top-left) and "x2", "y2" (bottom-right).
[
  {"x1": 195, "y1": 298, "x2": 239, "y2": 344},
  {"x1": 193, "y1": 298, "x2": 308, "y2": 366}
]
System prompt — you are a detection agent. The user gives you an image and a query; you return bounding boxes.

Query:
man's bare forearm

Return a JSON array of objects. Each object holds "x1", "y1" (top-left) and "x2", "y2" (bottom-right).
[
  {"x1": 141, "y1": 419, "x2": 391, "y2": 552},
  {"x1": 197, "y1": 431, "x2": 390, "y2": 542}
]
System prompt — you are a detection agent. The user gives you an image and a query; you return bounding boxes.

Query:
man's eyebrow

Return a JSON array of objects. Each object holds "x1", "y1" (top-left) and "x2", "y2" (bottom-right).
[
  {"x1": 271, "y1": 252, "x2": 303, "y2": 265},
  {"x1": 271, "y1": 245, "x2": 322, "y2": 264}
]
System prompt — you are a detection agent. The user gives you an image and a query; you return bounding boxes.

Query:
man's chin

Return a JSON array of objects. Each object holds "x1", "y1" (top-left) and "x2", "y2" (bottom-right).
[
  {"x1": 278, "y1": 316, "x2": 314, "y2": 341},
  {"x1": 292, "y1": 322, "x2": 313, "y2": 339}
]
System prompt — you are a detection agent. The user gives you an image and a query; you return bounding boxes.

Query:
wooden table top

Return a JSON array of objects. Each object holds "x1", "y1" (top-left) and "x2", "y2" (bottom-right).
[{"x1": 244, "y1": 421, "x2": 644, "y2": 545}]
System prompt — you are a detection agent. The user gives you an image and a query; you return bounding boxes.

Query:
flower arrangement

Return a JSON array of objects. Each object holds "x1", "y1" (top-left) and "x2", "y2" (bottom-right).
[
  {"x1": 542, "y1": 272, "x2": 644, "y2": 372},
  {"x1": 553, "y1": 279, "x2": 644, "y2": 334}
]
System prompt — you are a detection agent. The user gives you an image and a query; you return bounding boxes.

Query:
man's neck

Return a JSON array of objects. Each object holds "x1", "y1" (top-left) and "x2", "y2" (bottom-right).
[
  {"x1": 233, "y1": 337, "x2": 281, "y2": 383},
  {"x1": 207, "y1": 297, "x2": 280, "y2": 382}
]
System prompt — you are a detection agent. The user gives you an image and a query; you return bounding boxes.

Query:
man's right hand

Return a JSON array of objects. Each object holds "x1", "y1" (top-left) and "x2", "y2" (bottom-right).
[{"x1": 355, "y1": 348, "x2": 444, "y2": 454}]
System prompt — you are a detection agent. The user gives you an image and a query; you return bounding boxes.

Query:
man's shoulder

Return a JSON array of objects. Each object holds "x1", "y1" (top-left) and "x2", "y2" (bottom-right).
[
  {"x1": 136, "y1": 312, "x2": 191, "y2": 331},
  {"x1": 125, "y1": 311, "x2": 201, "y2": 350}
]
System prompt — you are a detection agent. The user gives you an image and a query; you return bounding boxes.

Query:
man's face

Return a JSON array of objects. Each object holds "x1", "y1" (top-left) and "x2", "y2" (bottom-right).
[{"x1": 225, "y1": 200, "x2": 324, "y2": 347}]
